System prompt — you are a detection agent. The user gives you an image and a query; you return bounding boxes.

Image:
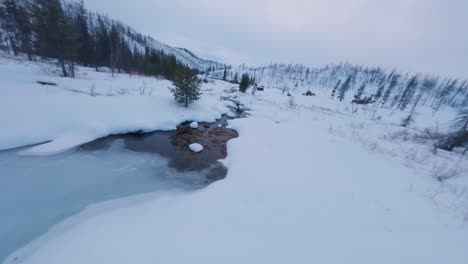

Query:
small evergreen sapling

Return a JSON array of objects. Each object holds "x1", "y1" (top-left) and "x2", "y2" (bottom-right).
[
  {"x1": 239, "y1": 73, "x2": 250, "y2": 93},
  {"x1": 171, "y1": 67, "x2": 202, "y2": 107}
]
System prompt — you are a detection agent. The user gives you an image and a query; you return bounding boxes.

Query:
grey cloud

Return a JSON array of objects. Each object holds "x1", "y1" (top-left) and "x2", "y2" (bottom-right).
[{"x1": 82, "y1": 0, "x2": 468, "y2": 78}]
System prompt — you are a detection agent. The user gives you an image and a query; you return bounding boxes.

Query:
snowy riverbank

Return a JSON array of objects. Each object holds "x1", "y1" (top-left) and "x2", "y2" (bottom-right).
[{"x1": 0, "y1": 57, "x2": 231, "y2": 155}]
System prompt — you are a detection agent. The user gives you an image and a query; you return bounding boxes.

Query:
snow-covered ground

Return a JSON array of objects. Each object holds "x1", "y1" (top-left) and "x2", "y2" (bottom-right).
[
  {"x1": 1, "y1": 57, "x2": 468, "y2": 263},
  {"x1": 0, "y1": 57, "x2": 230, "y2": 155}
]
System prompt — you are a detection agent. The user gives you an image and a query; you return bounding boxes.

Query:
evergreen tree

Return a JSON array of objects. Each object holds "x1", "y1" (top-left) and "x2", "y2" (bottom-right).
[
  {"x1": 239, "y1": 73, "x2": 250, "y2": 93},
  {"x1": 433, "y1": 79, "x2": 457, "y2": 114},
  {"x1": 398, "y1": 75, "x2": 419, "y2": 111},
  {"x1": 31, "y1": 0, "x2": 76, "y2": 77},
  {"x1": 73, "y1": 0, "x2": 93, "y2": 66},
  {"x1": 374, "y1": 81, "x2": 386, "y2": 102},
  {"x1": 0, "y1": 0, "x2": 18, "y2": 55},
  {"x1": 222, "y1": 68, "x2": 227, "y2": 81},
  {"x1": 2, "y1": 0, "x2": 33, "y2": 60},
  {"x1": 95, "y1": 16, "x2": 110, "y2": 68},
  {"x1": 381, "y1": 73, "x2": 400, "y2": 107},
  {"x1": 109, "y1": 23, "x2": 121, "y2": 76},
  {"x1": 337, "y1": 76, "x2": 352, "y2": 101},
  {"x1": 171, "y1": 67, "x2": 202, "y2": 107},
  {"x1": 354, "y1": 82, "x2": 366, "y2": 101},
  {"x1": 331, "y1": 80, "x2": 341, "y2": 98},
  {"x1": 233, "y1": 72, "x2": 238, "y2": 83}
]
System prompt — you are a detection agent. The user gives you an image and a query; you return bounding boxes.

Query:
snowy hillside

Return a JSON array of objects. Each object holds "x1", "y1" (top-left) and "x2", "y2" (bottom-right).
[
  {"x1": 0, "y1": 0, "x2": 224, "y2": 72},
  {"x1": 108, "y1": 18, "x2": 225, "y2": 71},
  {"x1": 209, "y1": 63, "x2": 468, "y2": 114},
  {"x1": 1, "y1": 56, "x2": 468, "y2": 264}
]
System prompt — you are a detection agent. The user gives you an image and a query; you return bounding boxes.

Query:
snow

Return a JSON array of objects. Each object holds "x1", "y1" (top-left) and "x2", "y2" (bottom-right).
[
  {"x1": 226, "y1": 111, "x2": 236, "y2": 118},
  {"x1": 0, "y1": 57, "x2": 230, "y2": 155},
  {"x1": 2, "y1": 56, "x2": 468, "y2": 264},
  {"x1": 190, "y1": 122, "x2": 199, "y2": 129},
  {"x1": 188, "y1": 143, "x2": 204, "y2": 153}
]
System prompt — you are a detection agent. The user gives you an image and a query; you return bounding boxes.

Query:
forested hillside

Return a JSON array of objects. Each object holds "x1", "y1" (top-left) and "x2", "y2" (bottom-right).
[
  {"x1": 0, "y1": 0, "x2": 223, "y2": 79},
  {"x1": 209, "y1": 63, "x2": 468, "y2": 115}
]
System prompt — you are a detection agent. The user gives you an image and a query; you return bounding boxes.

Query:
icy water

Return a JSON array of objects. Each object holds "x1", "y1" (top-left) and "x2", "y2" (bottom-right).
[
  {"x1": 0, "y1": 107, "x2": 245, "y2": 262},
  {"x1": 0, "y1": 142, "x2": 209, "y2": 261}
]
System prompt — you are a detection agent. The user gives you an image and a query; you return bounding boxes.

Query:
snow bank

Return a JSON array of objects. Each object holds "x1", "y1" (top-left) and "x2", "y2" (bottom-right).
[
  {"x1": 188, "y1": 143, "x2": 204, "y2": 153},
  {"x1": 0, "y1": 58, "x2": 230, "y2": 154}
]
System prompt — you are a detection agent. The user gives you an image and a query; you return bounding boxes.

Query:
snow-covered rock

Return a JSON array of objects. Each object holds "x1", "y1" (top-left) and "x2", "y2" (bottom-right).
[
  {"x1": 188, "y1": 143, "x2": 204, "y2": 153},
  {"x1": 190, "y1": 122, "x2": 199, "y2": 129}
]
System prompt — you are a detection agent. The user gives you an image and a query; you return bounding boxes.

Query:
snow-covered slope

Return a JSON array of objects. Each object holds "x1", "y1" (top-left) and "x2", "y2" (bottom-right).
[
  {"x1": 123, "y1": 29, "x2": 224, "y2": 71},
  {"x1": 86, "y1": 12, "x2": 225, "y2": 71},
  {"x1": 3, "y1": 73, "x2": 468, "y2": 264},
  {"x1": 209, "y1": 63, "x2": 468, "y2": 113}
]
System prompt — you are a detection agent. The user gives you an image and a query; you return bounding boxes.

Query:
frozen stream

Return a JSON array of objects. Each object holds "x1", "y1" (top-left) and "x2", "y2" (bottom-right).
[
  {"x1": 0, "y1": 141, "x2": 208, "y2": 261},
  {"x1": 0, "y1": 101, "x2": 245, "y2": 262}
]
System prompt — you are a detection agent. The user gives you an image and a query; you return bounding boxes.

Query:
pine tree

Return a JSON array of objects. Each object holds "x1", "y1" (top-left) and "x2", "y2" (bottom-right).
[
  {"x1": 398, "y1": 75, "x2": 419, "y2": 111},
  {"x1": 95, "y1": 16, "x2": 110, "y2": 68},
  {"x1": 2, "y1": 0, "x2": 33, "y2": 60},
  {"x1": 239, "y1": 73, "x2": 250, "y2": 93},
  {"x1": 31, "y1": 0, "x2": 76, "y2": 77},
  {"x1": 0, "y1": 0, "x2": 18, "y2": 55},
  {"x1": 433, "y1": 79, "x2": 457, "y2": 114},
  {"x1": 354, "y1": 82, "x2": 366, "y2": 101},
  {"x1": 233, "y1": 72, "x2": 239, "y2": 84},
  {"x1": 374, "y1": 81, "x2": 386, "y2": 102},
  {"x1": 109, "y1": 23, "x2": 121, "y2": 76},
  {"x1": 222, "y1": 68, "x2": 227, "y2": 81},
  {"x1": 331, "y1": 80, "x2": 341, "y2": 98},
  {"x1": 74, "y1": 0, "x2": 93, "y2": 66},
  {"x1": 171, "y1": 67, "x2": 202, "y2": 107},
  {"x1": 337, "y1": 76, "x2": 352, "y2": 101},
  {"x1": 381, "y1": 73, "x2": 400, "y2": 107}
]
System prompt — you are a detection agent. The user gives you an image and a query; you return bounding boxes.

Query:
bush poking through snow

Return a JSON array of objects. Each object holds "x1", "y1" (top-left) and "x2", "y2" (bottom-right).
[
  {"x1": 288, "y1": 96, "x2": 296, "y2": 109},
  {"x1": 431, "y1": 164, "x2": 462, "y2": 182},
  {"x1": 171, "y1": 68, "x2": 202, "y2": 107},
  {"x1": 400, "y1": 113, "x2": 415, "y2": 127},
  {"x1": 303, "y1": 90, "x2": 315, "y2": 96}
]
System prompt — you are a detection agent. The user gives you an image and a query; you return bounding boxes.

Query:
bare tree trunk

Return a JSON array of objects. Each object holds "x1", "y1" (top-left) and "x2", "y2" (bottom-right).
[
  {"x1": 0, "y1": 19, "x2": 18, "y2": 56},
  {"x1": 59, "y1": 59, "x2": 68, "y2": 77},
  {"x1": 70, "y1": 62, "x2": 75, "y2": 78}
]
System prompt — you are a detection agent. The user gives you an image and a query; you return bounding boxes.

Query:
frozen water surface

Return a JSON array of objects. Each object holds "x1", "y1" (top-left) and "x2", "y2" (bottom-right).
[{"x1": 0, "y1": 140, "x2": 206, "y2": 261}]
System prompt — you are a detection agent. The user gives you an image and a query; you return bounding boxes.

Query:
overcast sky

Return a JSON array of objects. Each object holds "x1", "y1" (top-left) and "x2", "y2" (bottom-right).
[{"x1": 82, "y1": 0, "x2": 468, "y2": 78}]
